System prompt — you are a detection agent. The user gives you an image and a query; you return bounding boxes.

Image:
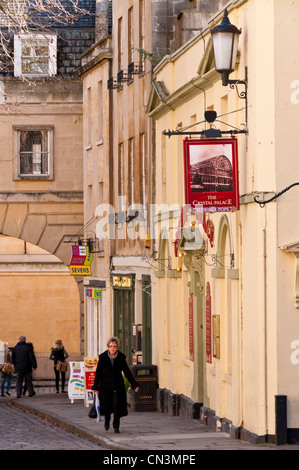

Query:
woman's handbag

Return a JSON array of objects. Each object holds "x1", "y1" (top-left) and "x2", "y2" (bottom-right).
[
  {"x1": 2, "y1": 362, "x2": 14, "y2": 375},
  {"x1": 56, "y1": 360, "x2": 68, "y2": 372},
  {"x1": 88, "y1": 393, "x2": 97, "y2": 419}
]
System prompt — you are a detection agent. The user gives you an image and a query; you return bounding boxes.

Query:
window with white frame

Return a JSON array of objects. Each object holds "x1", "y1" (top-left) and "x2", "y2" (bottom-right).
[
  {"x1": 128, "y1": 137, "x2": 134, "y2": 206},
  {"x1": 118, "y1": 142, "x2": 124, "y2": 211},
  {"x1": 140, "y1": 132, "x2": 145, "y2": 209},
  {"x1": 14, "y1": 34, "x2": 57, "y2": 77},
  {"x1": 15, "y1": 127, "x2": 53, "y2": 178}
]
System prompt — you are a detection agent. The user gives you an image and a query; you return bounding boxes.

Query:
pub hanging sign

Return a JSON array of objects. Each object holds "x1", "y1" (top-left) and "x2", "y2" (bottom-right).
[
  {"x1": 184, "y1": 137, "x2": 239, "y2": 212},
  {"x1": 70, "y1": 245, "x2": 93, "y2": 276}
]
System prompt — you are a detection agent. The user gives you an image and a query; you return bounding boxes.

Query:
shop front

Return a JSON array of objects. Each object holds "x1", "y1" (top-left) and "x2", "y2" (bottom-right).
[
  {"x1": 85, "y1": 280, "x2": 106, "y2": 358},
  {"x1": 112, "y1": 267, "x2": 153, "y2": 367},
  {"x1": 112, "y1": 273, "x2": 135, "y2": 364}
]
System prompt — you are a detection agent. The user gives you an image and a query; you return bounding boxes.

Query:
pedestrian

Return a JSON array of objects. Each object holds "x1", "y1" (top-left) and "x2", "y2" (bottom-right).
[
  {"x1": 91, "y1": 336, "x2": 139, "y2": 434},
  {"x1": 12, "y1": 336, "x2": 37, "y2": 398},
  {"x1": 49, "y1": 339, "x2": 69, "y2": 393},
  {"x1": 1, "y1": 343, "x2": 14, "y2": 397},
  {"x1": 22, "y1": 342, "x2": 35, "y2": 396}
]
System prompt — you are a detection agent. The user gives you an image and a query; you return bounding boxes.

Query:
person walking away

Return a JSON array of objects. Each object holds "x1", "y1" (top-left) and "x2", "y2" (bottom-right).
[
  {"x1": 91, "y1": 336, "x2": 139, "y2": 433},
  {"x1": 12, "y1": 336, "x2": 37, "y2": 398},
  {"x1": 22, "y1": 342, "x2": 35, "y2": 396},
  {"x1": 49, "y1": 339, "x2": 69, "y2": 393},
  {"x1": 1, "y1": 343, "x2": 14, "y2": 397}
]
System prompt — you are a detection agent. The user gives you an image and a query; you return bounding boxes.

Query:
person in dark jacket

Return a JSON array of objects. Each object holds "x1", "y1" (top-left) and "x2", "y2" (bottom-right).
[
  {"x1": 12, "y1": 336, "x2": 37, "y2": 398},
  {"x1": 91, "y1": 336, "x2": 139, "y2": 433},
  {"x1": 22, "y1": 342, "x2": 35, "y2": 396},
  {"x1": 49, "y1": 339, "x2": 69, "y2": 393}
]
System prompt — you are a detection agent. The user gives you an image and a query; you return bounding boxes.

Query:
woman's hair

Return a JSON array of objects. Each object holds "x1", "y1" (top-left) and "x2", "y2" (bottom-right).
[{"x1": 106, "y1": 336, "x2": 120, "y2": 348}]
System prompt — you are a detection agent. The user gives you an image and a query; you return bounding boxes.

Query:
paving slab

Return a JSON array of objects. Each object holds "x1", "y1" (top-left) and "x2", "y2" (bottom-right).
[{"x1": 9, "y1": 392, "x2": 299, "y2": 451}]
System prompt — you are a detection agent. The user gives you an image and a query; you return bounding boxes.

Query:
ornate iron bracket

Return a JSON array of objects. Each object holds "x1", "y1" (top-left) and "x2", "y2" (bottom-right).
[
  {"x1": 225, "y1": 67, "x2": 248, "y2": 126},
  {"x1": 164, "y1": 67, "x2": 248, "y2": 139},
  {"x1": 163, "y1": 128, "x2": 246, "y2": 138},
  {"x1": 229, "y1": 79, "x2": 247, "y2": 99},
  {"x1": 254, "y1": 183, "x2": 299, "y2": 208}
]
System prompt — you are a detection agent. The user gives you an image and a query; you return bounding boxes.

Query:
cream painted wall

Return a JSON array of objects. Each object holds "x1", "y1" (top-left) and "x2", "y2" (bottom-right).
[
  {"x1": 273, "y1": 0, "x2": 299, "y2": 430},
  {"x1": 150, "y1": 0, "x2": 299, "y2": 440}
]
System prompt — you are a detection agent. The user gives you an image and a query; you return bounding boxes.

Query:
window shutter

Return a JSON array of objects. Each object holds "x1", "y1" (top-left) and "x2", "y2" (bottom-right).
[
  {"x1": 14, "y1": 35, "x2": 22, "y2": 77},
  {"x1": 48, "y1": 35, "x2": 57, "y2": 76}
]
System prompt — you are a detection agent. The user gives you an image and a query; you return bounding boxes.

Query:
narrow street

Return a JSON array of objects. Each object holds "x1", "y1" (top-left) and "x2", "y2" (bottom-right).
[{"x1": 0, "y1": 400, "x2": 104, "y2": 450}]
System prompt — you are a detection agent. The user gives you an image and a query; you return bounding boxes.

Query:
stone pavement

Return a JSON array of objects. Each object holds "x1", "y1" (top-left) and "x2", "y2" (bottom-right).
[{"x1": 7, "y1": 390, "x2": 299, "y2": 451}]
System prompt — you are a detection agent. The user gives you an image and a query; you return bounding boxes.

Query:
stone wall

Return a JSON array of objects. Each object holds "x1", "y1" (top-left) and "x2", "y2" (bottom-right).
[{"x1": 151, "y1": 0, "x2": 227, "y2": 58}]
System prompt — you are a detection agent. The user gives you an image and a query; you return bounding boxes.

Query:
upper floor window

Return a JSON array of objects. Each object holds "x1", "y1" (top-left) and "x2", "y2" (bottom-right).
[
  {"x1": 14, "y1": 34, "x2": 57, "y2": 77},
  {"x1": 128, "y1": 7, "x2": 133, "y2": 65},
  {"x1": 14, "y1": 127, "x2": 54, "y2": 179},
  {"x1": 118, "y1": 17, "x2": 123, "y2": 72}
]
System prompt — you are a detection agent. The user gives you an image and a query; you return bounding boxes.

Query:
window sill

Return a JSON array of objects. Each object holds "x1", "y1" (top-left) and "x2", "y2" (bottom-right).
[
  {"x1": 14, "y1": 74, "x2": 56, "y2": 79},
  {"x1": 16, "y1": 175, "x2": 51, "y2": 181}
]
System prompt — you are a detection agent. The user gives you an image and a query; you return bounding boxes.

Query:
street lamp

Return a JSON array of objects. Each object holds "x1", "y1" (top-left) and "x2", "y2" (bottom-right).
[
  {"x1": 162, "y1": 8, "x2": 248, "y2": 139},
  {"x1": 210, "y1": 8, "x2": 248, "y2": 130},
  {"x1": 211, "y1": 8, "x2": 241, "y2": 87}
]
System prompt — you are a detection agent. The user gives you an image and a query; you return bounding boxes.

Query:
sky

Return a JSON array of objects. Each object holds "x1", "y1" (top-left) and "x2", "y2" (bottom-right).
[{"x1": 189, "y1": 142, "x2": 233, "y2": 166}]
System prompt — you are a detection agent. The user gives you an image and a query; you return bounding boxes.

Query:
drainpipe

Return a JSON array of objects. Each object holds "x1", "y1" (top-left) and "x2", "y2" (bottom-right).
[
  {"x1": 263, "y1": 211, "x2": 268, "y2": 437},
  {"x1": 239, "y1": 222, "x2": 244, "y2": 429}
]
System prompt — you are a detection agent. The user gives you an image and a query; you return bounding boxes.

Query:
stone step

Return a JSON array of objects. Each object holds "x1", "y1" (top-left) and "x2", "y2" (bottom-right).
[{"x1": 8, "y1": 381, "x2": 68, "y2": 394}]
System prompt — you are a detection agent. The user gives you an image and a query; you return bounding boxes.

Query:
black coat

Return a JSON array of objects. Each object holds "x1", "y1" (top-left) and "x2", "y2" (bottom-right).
[
  {"x1": 49, "y1": 346, "x2": 69, "y2": 366},
  {"x1": 92, "y1": 350, "x2": 139, "y2": 418},
  {"x1": 12, "y1": 341, "x2": 37, "y2": 373}
]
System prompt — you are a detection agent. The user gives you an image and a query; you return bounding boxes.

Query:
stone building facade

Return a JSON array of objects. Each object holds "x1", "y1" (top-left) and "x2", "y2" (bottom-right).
[
  {"x1": 0, "y1": 0, "x2": 96, "y2": 378},
  {"x1": 79, "y1": 0, "x2": 227, "y2": 369}
]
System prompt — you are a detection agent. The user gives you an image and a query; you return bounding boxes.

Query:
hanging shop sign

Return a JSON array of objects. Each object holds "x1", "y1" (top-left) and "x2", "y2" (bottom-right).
[
  {"x1": 70, "y1": 245, "x2": 93, "y2": 276},
  {"x1": 112, "y1": 275, "x2": 132, "y2": 288},
  {"x1": 184, "y1": 137, "x2": 239, "y2": 212},
  {"x1": 70, "y1": 266, "x2": 91, "y2": 275},
  {"x1": 85, "y1": 288, "x2": 102, "y2": 299}
]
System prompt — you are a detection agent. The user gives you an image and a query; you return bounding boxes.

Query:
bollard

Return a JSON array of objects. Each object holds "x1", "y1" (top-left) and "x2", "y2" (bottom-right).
[{"x1": 275, "y1": 395, "x2": 287, "y2": 445}]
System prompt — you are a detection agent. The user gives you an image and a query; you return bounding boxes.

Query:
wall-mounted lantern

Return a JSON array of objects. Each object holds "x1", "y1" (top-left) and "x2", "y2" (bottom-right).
[
  {"x1": 210, "y1": 8, "x2": 248, "y2": 127},
  {"x1": 210, "y1": 8, "x2": 241, "y2": 86}
]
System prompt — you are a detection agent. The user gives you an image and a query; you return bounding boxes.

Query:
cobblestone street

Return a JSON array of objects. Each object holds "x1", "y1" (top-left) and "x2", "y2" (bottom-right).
[{"x1": 0, "y1": 400, "x2": 104, "y2": 450}]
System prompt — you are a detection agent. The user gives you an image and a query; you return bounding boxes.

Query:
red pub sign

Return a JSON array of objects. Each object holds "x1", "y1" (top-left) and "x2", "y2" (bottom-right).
[{"x1": 184, "y1": 137, "x2": 239, "y2": 212}]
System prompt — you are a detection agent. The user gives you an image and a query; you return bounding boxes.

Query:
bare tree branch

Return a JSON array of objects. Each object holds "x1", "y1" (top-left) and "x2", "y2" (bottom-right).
[
  {"x1": 0, "y1": 0, "x2": 93, "y2": 30},
  {"x1": 0, "y1": 0, "x2": 95, "y2": 81}
]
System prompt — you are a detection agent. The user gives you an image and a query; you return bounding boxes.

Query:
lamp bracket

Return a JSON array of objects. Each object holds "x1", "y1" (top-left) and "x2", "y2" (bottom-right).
[
  {"x1": 254, "y1": 183, "x2": 299, "y2": 207},
  {"x1": 228, "y1": 79, "x2": 247, "y2": 100}
]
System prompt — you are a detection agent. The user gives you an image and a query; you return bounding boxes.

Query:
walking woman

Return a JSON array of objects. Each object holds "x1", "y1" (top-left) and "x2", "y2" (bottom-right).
[
  {"x1": 49, "y1": 339, "x2": 69, "y2": 393},
  {"x1": 91, "y1": 336, "x2": 139, "y2": 433}
]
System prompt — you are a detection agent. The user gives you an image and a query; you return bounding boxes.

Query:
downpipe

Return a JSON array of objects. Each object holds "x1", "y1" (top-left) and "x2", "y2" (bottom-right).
[{"x1": 263, "y1": 211, "x2": 268, "y2": 438}]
